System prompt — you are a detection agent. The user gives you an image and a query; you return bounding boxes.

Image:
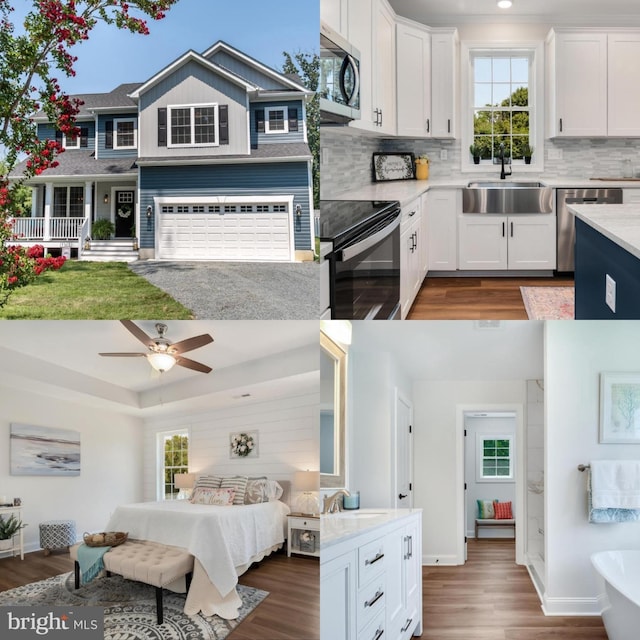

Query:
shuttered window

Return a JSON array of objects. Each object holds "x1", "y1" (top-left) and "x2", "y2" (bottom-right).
[
  {"x1": 166, "y1": 103, "x2": 223, "y2": 147},
  {"x1": 265, "y1": 106, "x2": 288, "y2": 133},
  {"x1": 60, "y1": 127, "x2": 89, "y2": 149},
  {"x1": 113, "y1": 118, "x2": 137, "y2": 149}
]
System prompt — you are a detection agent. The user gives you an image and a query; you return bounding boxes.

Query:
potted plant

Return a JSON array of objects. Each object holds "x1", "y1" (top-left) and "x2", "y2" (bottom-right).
[
  {"x1": 0, "y1": 514, "x2": 26, "y2": 551},
  {"x1": 469, "y1": 144, "x2": 481, "y2": 164},
  {"x1": 415, "y1": 154, "x2": 430, "y2": 180},
  {"x1": 522, "y1": 143, "x2": 534, "y2": 164},
  {"x1": 91, "y1": 219, "x2": 115, "y2": 240},
  {"x1": 83, "y1": 236, "x2": 91, "y2": 251}
]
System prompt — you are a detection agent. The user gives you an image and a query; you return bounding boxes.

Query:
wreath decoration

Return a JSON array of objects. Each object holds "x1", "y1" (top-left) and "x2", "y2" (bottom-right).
[
  {"x1": 117, "y1": 208, "x2": 131, "y2": 219},
  {"x1": 230, "y1": 432, "x2": 255, "y2": 457}
]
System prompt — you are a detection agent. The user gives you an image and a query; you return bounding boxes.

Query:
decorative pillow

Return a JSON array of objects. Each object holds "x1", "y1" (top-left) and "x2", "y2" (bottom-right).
[
  {"x1": 245, "y1": 477, "x2": 269, "y2": 504},
  {"x1": 265, "y1": 479, "x2": 284, "y2": 502},
  {"x1": 221, "y1": 476, "x2": 249, "y2": 505},
  {"x1": 494, "y1": 500, "x2": 513, "y2": 519},
  {"x1": 477, "y1": 499, "x2": 495, "y2": 519},
  {"x1": 194, "y1": 474, "x2": 223, "y2": 490},
  {"x1": 190, "y1": 487, "x2": 235, "y2": 506}
]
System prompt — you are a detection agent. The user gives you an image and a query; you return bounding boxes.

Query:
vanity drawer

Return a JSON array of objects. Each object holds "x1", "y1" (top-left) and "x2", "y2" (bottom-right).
[
  {"x1": 358, "y1": 537, "x2": 386, "y2": 587},
  {"x1": 358, "y1": 609, "x2": 385, "y2": 640},
  {"x1": 357, "y1": 577, "x2": 385, "y2": 632}
]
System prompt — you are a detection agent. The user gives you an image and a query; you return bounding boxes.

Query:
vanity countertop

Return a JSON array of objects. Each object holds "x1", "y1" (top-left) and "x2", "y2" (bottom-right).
[{"x1": 320, "y1": 508, "x2": 423, "y2": 550}]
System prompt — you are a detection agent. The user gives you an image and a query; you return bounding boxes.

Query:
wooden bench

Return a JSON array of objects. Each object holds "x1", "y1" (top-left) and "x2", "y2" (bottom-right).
[
  {"x1": 70, "y1": 540, "x2": 194, "y2": 624},
  {"x1": 475, "y1": 518, "x2": 516, "y2": 539}
]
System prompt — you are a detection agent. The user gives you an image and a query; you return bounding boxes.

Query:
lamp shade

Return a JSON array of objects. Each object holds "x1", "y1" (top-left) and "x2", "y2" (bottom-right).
[
  {"x1": 294, "y1": 470, "x2": 319, "y2": 492},
  {"x1": 147, "y1": 352, "x2": 176, "y2": 372},
  {"x1": 174, "y1": 473, "x2": 195, "y2": 489}
]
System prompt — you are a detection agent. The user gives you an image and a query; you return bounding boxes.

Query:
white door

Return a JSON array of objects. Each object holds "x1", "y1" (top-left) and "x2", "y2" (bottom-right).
[
  {"x1": 157, "y1": 202, "x2": 291, "y2": 261},
  {"x1": 395, "y1": 390, "x2": 413, "y2": 508}
]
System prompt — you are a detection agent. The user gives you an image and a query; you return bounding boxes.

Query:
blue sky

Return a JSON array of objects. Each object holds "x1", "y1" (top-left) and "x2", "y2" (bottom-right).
[{"x1": 12, "y1": 0, "x2": 319, "y2": 94}]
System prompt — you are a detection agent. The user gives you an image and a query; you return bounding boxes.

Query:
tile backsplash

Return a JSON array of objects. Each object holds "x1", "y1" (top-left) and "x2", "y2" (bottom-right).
[{"x1": 321, "y1": 126, "x2": 640, "y2": 197}]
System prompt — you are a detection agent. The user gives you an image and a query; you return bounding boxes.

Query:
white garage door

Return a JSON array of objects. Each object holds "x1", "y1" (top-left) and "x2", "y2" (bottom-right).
[{"x1": 157, "y1": 202, "x2": 292, "y2": 261}]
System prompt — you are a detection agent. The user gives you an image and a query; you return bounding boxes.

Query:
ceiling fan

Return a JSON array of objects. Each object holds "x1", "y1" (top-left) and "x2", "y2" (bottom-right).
[{"x1": 99, "y1": 320, "x2": 213, "y2": 374}]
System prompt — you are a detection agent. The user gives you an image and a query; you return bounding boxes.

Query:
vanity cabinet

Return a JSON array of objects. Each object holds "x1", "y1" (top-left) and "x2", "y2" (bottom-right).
[
  {"x1": 458, "y1": 214, "x2": 556, "y2": 270},
  {"x1": 320, "y1": 510, "x2": 423, "y2": 640},
  {"x1": 400, "y1": 196, "x2": 425, "y2": 319},
  {"x1": 426, "y1": 189, "x2": 458, "y2": 271}
]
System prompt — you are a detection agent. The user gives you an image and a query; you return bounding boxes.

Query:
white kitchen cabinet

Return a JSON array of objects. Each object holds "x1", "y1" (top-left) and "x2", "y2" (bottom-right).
[
  {"x1": 321, "y1": 0, "x2": 349, "y2": 37},
  {"x1": 459, "y1": 214, "x2": 556, "y2": 271},
  {"x1": 400, "y1": 197, "x2": 423, "y2": 319},
  {"x1": 426, "y1": 189, "x2": 458, "y2": 271},
  {"x1": 608, "y1": 33, "x2": 640, "y2": 137},
  {"x1": 430, "y1": 29, "x2": 458, "y2": 138},
  {"x1": 320, "y1": 510, "x2": 423, "y2": 640},
  {"x1": 396, "y1": 20, "x2": 431, "y2": 137}
]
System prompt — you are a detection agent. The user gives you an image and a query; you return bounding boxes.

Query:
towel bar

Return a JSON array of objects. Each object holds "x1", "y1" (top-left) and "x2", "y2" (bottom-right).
[{"x1": 578, "y1": 464, "x2": 590, "y2": 472}]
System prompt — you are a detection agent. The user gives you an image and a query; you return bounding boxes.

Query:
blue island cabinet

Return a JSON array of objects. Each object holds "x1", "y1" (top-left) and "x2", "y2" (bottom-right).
[{"x1": 575, "y1": 217, "x2": 640, "y2": 319}]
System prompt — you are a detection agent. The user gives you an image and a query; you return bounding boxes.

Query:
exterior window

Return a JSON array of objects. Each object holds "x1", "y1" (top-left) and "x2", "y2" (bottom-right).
[
  {"x1": 158, "y1": 430, "x2": 189, "y2": 501},
  {"x1": 170, "y1": 104, "x2": 218, "y2": 146},
  {"x1": 256, "y1": 205, "x2": 269, "y2": 212},
  {"x1": 114, "y1": 118, "x2": 137, "y2": 149},
  {"x1": 161, "y1": 205, "x2": 174, "y2": 213},
  {"x1": 63, "y1": 133, "x2": 80, "y2": 149},
  {"x1": 193, "y1": 205, "x2": 205, "y2": 213},
  {"x1": 177, "y1": 205, "x2": 189, "y2": 213},
  {"x1": 224, "y1": 205, "x2": 237, "y2": 212},
  {"x1": 240, "y1": 205, "x2": 253, "y2": 212},
  {"x1": 208, "y1": 205, "x2": 221, "y2": 212},
  {"x1": 476, "y1": 434, "x2": 514, "y2": 482},
  {"x1": 53, "y1": 186, "x2": 83, "y2": 217},
  {"x1": 62, "y1": 127, "x2": 88, "y2": 149},
  {"x1": 273, "y1": 204, "x2": 287, "y2": 212},
  {"x1": 265, "y1": 106, "x2": 288, "y2": 133}
]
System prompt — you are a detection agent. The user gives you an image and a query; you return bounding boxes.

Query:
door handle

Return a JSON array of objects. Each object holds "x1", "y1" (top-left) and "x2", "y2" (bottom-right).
[
  {"x1": 510, "y1": 221, "x2": 514, "y2": 237},
  {"x1": 559, "y1": 118, "x2": 563, "y2": 132},
  {"x1": 426, "y1": 118, "x2": 430, "y2": 133},
  {"x1": 502, "y1": 222, "x2": 505, "y2": 237},
  {"x1": 447, "y1": 118, "x2": 451, "y2": 133},
  {"x1": 399, "y1": 493, "x2": 408, "y2": 499}
]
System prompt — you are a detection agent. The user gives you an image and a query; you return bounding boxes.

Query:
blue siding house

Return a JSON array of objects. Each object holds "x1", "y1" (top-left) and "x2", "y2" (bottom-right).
[{"x1": 13, "y1": 42, "x2": 314, "y2": 262}]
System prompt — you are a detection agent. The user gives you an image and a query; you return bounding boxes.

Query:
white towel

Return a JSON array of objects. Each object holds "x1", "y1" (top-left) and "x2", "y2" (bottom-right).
[{"x1": 590, "y1": 460, "x2": 640, "y2": 510}]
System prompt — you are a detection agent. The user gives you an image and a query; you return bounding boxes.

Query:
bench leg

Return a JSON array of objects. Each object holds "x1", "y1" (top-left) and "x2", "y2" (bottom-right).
[
  {"x1": 185, "y1": 571, "x2": 193, "y2": 593},
  {"x1": 475, "y1": 521, "x2": 478, "y2": 538},
  {"x1": 156, "y1": 586, "x2": 163, "y2": 625},
  {"x1": 74, "y1": 561, "x2": 80, "y2": 589}
]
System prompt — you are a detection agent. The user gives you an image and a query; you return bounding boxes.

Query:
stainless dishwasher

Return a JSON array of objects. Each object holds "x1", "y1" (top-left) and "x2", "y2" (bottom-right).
[{"x1": 557, "y1": 188, "x2": 623, "y2": 272}]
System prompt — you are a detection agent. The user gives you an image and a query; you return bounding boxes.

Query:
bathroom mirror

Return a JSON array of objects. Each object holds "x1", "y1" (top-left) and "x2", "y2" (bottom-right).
[{"x1": 320, "y1": 330, "x2": 346, "y2": 489}]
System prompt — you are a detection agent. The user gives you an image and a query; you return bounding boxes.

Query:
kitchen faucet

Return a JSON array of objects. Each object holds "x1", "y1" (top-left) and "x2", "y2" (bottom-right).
[
  {"x1": 499, "y1": 142, "x2": 512, "y2": 180},
  {"x1": 323, "y1": 489, "x2": 350, "y2": 514}
]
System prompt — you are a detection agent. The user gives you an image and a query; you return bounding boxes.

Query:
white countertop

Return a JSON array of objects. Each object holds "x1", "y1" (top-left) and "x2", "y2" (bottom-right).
[
  {"x1": 568, "y1": 204, "x2": 640, "y2": 261},
  {"x1": 320, "y1": 507, "x2": 422, "y2": 549}
]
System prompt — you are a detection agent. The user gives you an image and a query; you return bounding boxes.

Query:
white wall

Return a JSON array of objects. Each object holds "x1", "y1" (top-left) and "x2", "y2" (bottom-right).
[
  {"x1": 526, "y1": 380, "x2": 545, "y2": 563},
  {"x1": 0, "y1": 385, "x2": 144, "y2": 553},
  {"x1": 143, "y1": 391, "x2": 319, "y2": 506},
  {"x1": 464, "y1": 415, "x2": 516, "y2": 539},
  {"x1": 413, "y1": 380, "x2": 526, "y2": 564},
  {"x1": 545, "y1": 321, "x2": 640, "y2": 615}
]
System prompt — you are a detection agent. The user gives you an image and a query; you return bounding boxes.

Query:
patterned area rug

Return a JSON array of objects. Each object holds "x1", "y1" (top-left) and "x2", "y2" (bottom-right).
[
  {"x1": 0, "y1": 573, "x2": 268, "y2": 640},
  {"x1": 520, "y1": 286, "x2": 575, "y2": 320}
]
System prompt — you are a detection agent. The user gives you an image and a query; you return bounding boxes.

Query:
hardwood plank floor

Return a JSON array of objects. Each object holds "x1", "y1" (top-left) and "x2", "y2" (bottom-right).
[
  {"x1": 0, "y1": 548, "x2": 319, "y2": 640},
  {"x1": 423, "y1": 539, "x2": 607, "y2": 639},
  {"x1": 408, "y1": 276, "x2": 575, "y2": 320}
]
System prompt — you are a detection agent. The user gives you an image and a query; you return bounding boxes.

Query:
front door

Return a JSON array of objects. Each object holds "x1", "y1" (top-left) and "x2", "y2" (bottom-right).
[{"x1": 115, "y1": 190, "x2": 135, "y2": 238}]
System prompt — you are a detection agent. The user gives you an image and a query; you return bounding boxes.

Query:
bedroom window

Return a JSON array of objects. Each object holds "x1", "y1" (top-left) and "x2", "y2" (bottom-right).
[
  {"x1": 158, "y1": 430, "x2": 189, "y2": 500},
  {"x1": 476, "y1": 434, "x2": 514, "y2": 482}
]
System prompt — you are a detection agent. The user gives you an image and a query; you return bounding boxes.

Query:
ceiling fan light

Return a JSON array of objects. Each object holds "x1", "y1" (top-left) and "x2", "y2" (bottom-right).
[
  {"x1": 497, "y1": 0, "x2": 513, "y2": 8},
  {"x1": 147, "y1": 352, "x2": 176, "y2": 373}
]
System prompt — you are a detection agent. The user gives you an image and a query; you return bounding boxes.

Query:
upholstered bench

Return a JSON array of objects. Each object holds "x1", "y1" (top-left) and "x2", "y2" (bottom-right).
[
  {"x1": 475, "y1": 518, "x2": 516, "y2": 538},
  {"x1": 70, "y1": 540, "x2": 194, "y2": 624}
]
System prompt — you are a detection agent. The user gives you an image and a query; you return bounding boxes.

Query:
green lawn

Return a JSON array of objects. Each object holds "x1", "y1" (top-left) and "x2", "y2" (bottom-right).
[{"x1": 0, "y1": 261, "x2": 193, "y2": 319}]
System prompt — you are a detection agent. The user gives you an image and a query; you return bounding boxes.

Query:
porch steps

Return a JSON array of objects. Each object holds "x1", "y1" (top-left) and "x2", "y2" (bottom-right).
[{"x1": 80, "y1": 239, "x2": 139, "y2": 263}]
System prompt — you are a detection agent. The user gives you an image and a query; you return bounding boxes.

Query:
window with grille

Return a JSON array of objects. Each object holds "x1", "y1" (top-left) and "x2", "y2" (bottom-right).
[
  {"x1": 265, "y1": 107, "x2": 288, "y2": 133},
  {"x1": 114, "y1": 118, "x2": 137, "y2": 149},
  {"x1": 476, "y1": 434, "x2": 514, "y2": 482},
  {"x1": 170, "y1": 104, "x2": 218, "y2": 146},
  {"x1": 53, "y1": 186, "x2": 83, "y2": 217},
  {"x1": 158, "y1": 430, "x2": 189, "y2": 501}
]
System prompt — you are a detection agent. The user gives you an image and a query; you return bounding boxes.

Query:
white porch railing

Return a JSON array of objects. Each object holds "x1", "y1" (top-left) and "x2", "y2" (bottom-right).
[{"x1": 10, "y1": 217, "x2": 86, "y2": 240}]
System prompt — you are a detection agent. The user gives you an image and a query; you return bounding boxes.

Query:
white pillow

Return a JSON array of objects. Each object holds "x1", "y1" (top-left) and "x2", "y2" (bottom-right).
[
  {"x1": 265, "y1": 480, "x2": 284, "y2": 502},
  {"x1": 190, "y1": 487, "x2": 235, "y2": 506}
]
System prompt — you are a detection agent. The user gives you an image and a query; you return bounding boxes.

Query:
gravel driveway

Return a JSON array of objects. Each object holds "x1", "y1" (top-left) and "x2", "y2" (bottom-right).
[{"x1": 129, "y1": 261, "x2": 319, "y2": 319}]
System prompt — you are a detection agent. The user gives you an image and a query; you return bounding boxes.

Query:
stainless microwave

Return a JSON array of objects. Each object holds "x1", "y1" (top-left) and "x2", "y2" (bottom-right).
[{"x1": 320, "y1": 22, "x2": 361, "y2": 124}]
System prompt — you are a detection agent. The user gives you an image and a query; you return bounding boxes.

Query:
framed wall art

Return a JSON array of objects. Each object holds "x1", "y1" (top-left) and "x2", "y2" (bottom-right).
[
  {"x1": 10, "y1": 423, "x2": 81, "y2": 476},
  {"x1": 229, "y1": 430, "x2": 259, "y2": 458},
  {"x1": 600, "y1": 372, "x2": 640, "y2": 443}
]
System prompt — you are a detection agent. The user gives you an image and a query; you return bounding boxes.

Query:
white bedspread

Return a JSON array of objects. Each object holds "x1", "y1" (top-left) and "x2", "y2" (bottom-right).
[{"x1": 105, "y1": 500, "x2": 290, "y2": 599}]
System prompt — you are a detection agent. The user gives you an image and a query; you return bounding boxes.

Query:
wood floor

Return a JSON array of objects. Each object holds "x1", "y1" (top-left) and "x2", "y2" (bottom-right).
[
  {"x1": 408, "y1": 276, "x2": 575, "y2": 320},
  {"x1": 423, "y1": 539, "x2": 608, "y2": 639},
  {"x1": 0, "y1": 548, "x2": 319, "y2": 640}
]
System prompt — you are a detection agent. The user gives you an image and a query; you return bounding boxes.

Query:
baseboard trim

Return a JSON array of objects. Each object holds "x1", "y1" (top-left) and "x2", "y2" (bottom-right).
[
  {"x1": 422, "y1": 554, "x2": 459, "y2": 566},
  {"x1": 541, "y1": 594, "x2": 602, "y2": 616}
]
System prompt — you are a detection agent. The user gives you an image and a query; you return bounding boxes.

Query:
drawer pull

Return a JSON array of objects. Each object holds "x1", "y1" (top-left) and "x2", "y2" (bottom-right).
[
  {"x1": 401, "y1": 618, "x2": 414, "y2": 633},
  {"x1": 373, "y1": 627, "x2": 384, "y2": 640},
  {"x1": 365, "y1": 552, "x2": 384, "y2": 566},
  {"x1": 364, "y1": 589, "x2": 384, "y2": 608}
]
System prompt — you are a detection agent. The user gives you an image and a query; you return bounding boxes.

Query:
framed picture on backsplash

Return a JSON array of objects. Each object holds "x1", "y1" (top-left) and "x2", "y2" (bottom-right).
[{"x1": 600, "y1": 372, "x2": 640, "y2": 443}]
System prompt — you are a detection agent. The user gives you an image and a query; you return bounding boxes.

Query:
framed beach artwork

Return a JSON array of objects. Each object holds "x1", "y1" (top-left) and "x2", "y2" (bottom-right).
[
  {"x1": 10, "y1": 423, "x2": 81, "y2": 476},
  {"x1": 600, "y1": 373, "x2": 640, "y2": 443}
]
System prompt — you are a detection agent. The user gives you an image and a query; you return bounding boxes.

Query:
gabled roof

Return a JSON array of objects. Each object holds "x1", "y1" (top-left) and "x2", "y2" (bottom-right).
[
  {"x1": 202, "y1": 41, "x2": 309, "y2": 93},
  {"x1": 128, "y1": 50, "x2": 257, "y2": 99}
]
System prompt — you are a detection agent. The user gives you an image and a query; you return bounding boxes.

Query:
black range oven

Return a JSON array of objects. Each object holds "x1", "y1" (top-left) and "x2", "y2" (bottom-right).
[{"x1": 319, "y1": 200, "x2": 401, "y2": 320}]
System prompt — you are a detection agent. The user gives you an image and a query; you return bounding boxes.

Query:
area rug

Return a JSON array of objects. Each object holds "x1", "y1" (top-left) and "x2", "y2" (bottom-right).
[
  {"x1": 520, "y1": 286, "x2": 575, "y2": 320},
  {"x1": 0, "y1": 572, "x2": 268, "y2": 640}
]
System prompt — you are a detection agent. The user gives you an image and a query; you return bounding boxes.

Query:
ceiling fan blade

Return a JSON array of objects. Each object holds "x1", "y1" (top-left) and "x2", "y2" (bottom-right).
[
  {"x1": 175, "y1": 355, "x2": 212, "y2": 374},
  {"x1": 120, "y1": 320, "x2": 155, "y2": 348},
  {"x1": 170, "y1": 333, "x2": 214, "y2": 354},
  {"x1": 99, "y1": 352, "x2": 147, "y2": 357}
]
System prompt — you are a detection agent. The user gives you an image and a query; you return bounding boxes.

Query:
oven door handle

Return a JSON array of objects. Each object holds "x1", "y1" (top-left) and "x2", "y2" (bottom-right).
[{"x1": 336, "y1": 213, "x2": 401, "y2": 262}]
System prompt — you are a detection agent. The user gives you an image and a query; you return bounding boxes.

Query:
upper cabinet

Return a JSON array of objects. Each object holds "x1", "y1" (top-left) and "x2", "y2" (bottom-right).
[
  {"x1": 547, "y1": 29, "x2": 640, "y2": 138},
  {"x1": 430, "y1": 29, "x2": 458, "y2": 139},
  {"x1": 321, "y1": 0, "x2": 349, "y2": 37}
]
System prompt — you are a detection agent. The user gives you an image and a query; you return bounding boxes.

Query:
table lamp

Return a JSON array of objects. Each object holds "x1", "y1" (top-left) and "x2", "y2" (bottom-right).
[
  {"x1": 293, "y1": 470, "x2": 320, "y2": 515},
  {"x1": 174, "y1": 473, "x2": 195, "y2": 500}
]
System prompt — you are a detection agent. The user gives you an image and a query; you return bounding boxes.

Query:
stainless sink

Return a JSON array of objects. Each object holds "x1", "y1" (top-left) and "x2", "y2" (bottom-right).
[{"x1": 463, "y1": 182, "x2": 553, "y2": 214}]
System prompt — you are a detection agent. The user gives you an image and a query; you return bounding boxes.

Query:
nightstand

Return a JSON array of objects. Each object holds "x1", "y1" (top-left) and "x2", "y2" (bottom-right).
[
  {"x1": 0, "y1": 505, "x2": 24, "y2": 560},
  {"x1": 287, "y1": 514, "x2": 320, "y2": 558}
]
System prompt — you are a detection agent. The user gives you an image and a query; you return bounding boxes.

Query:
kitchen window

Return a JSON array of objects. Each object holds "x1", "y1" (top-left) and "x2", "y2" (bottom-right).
[
  {"x1": 476, "y1": 434, "x2": 514, "y2": 482},
  {"x1": 169, "y1": 104, "x2": 218, "y2": 147},
  {"x1": 265, "y1": 106, "x2": 288, "y2": 133},
  {"x1": 113, "y1": 118, "x2": 137, "y2": 149},
  {"x1": 461, "y1": 42, "x2": 543, "y2": 172},
  {"x1": 157, "y1": 429, "x2": 189, "y2": 500}
]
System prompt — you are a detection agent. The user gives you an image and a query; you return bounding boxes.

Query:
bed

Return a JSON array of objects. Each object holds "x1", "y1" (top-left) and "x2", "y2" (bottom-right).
[{"x1": 104, "y1": 479, "x2": 291, "y2": 619}]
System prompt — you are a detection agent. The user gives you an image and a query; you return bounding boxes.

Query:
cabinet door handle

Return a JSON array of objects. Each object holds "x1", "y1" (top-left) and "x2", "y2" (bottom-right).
[
  {"x1": 559, "y1": 118, "x2": 563, "y2": 132},
  {"x1": 502, "y1": 222, "x2": 505, "y2": 237},
  {"x1": 404, "y1": 534, "x2": 413, "y2": 560},
  {"x1": 408, "y1": 210, "x2": 416, "y2": 217},
  {"x1": 510, "y1": 221, "x2": 514, "y2": 237},
  {"x1": 364, "y1": 589, "x2": 384, "y2": 608},
  {"x1": 401, "y1": 618, "x2": 414, "y2": 633},
  {"x1": 426, "y1": 118, "x2": 430, "y2": 133},
  {"x1": 448, "y1": 118, "x2": 451, "y2": 133},
  {"x1": 365, "y1": 552, "x2": 385, "y2": 566},
  {"x1": 373, "y1": 627, "x2": 384, "y2": 640}
]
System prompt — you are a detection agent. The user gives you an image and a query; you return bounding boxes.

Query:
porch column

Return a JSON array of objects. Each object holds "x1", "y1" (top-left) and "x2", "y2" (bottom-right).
[
  {"x1": 30, "y1": 187, "x2": 38, "y2": 218},
  {"x1": 84, "y1": 181, "x2": 92, "y2": 220},
  {"x1": 43, "y1": 182, "x2": 53, "y2": 241}
]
